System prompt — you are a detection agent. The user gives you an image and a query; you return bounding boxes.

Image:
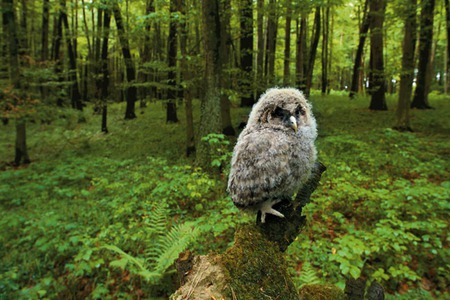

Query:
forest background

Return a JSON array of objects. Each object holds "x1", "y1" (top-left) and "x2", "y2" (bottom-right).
[{"x1": 0, "y1": 0, "x2": 449, "y2": 299}]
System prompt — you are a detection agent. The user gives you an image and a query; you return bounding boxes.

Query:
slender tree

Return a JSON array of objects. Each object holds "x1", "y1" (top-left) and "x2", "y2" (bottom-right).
[
  {"x1": 411, "y1": 0, "x2": 435, "y2": 109},
  {"x1": 349, "y1": 0, "x2": 370, "y2": 98},
  {"x1": 256, "y1": 0, "x2": 265, "y2": 94},
  {"x1": 196, "y1": 0, "x2": 222, "y2": 168},
  {"x1": 295, "y1": 14, "x2": 308, "y2": 90},
  {"x1": 166, "y1": 0, "x2": 179, "y2": 123},
  {"x1": 3, "y1": 0, "x2": 30, "y2": 165},
  {"x1": 368, "y1": 0, "x2": 387, "y2": 110},
  {"x1": 283, "y1": 0, "x2": 292, "y2": 86},
  {"x1": 180, "y1": 0, "x2": 195, "y2": 156},
  {"x1": 97, "y1": 4, "x2": 111, "y2": 133},
  {"x1": 305, "y1": 6, "x2": 321, "y2": 98},
  {"x1": 265, "y1": 0, "x2": 278, "y2": 84},
  {"x1": 321, "y1": 4, "x2": 330, "y2": 94},
  {"x1": 60, "y1": 0, "x2": 83, "y2": 111},
  {"x1": 394, "y1": 0, "x2": 418, "y2": 131},
  {"x1": 239, "y1": 0, "x2": 255, "y2": 106},
  {"x1": 113, "y1": 2, "x2": 137, "y2": 119},
  {"x1": 445, "y1": 0, "x2": 450, "y2": 94}
]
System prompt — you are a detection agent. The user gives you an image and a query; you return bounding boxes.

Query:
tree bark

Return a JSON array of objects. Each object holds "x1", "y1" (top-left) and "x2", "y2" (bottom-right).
[
  {"x1": 61, "y1": 0, "x2": 83, "y2": 112},
  {"x1": 239, "y1": 0, "x2": 255, "y2": 107},
  {"x1": 411, "y1": 0, "x2": 435, "y2": 109},
  {"x1": 99, "y1": 5, "x2": 111, "y2": 133},
  {"x1": 305, "y1": 7, "x2": 321, "y2": 98},
  {"x1": 3, "y1": 0, "x2": 30, "y2": 165},
  {"x1": 394, "y1": 0, "x2": 417, "y2": 132},
  {"x1": 321, "y1": 5, "x2": 330, "y2": 94},
  {"x1": 256, "y1": 0, "x2": 265, "y2": 94},
  {"x1": 295, "y1": 14, "x2": 308, "y2": 90},
  {"x1": 113, "y1": 3, "x2": 137, "y2": 119},
  {"x1": 166, "y1": 0, "x2": 179, "y2": 123},
  {"x1": 41, "y1": 0, "x2": 50, "y2": 61},
  {"x1": 265, "y1": 0, "x2": 278, "y2": 85},
  {"x1": 445, "y1": 0, "x2": 450, "y2": 94},
  {"x1": 180, "y1": 0, "x2": 195, "y2": 157},
  {"x1": 349, "y1": 0, "x2": 370, "y2": 98},
  {"x1": 368, "y1": 0, "x2": 387, "y2": 110},
  {"x1": 220, "y1": 0, "x2": 235, "y2": 136},
  {"x1": 283, "y1": 0, "x2": 292, "y2": 86},
  {"x1": 196, "y1": 0, "x2": 222, "y2": 169}
]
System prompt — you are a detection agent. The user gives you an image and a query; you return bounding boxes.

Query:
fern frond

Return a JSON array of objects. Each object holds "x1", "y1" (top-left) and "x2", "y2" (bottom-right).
[
  {"x1": 152, "y1": 221, "x2": 199, "y2": 274},
  {"x1": 147, "y1": 203, "x2": 169, "y2": 236},
  {"x1": 102, "y1": 244, "x2": 147, "y2": 272},
  {"x1": 298, "y1": 261, "x2": 321, "y2": 288}
]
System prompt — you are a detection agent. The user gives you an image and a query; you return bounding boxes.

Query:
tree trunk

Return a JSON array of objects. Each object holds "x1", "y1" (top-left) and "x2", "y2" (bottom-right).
[
  {"x1": 321, "y1": 5, "x2": 329, "y2": 94},
  {"x1": 283, "y1": 0, "x2": 292, "y2": 86},
  {"x1": 196, "y1": 0, "x2": 222, "y2": 169},
  {"x1": 295, "y1": 15, "x2": 307, "y2": 90},
  {"x1": 368, "y1": 0, "x2": 387, "y2": 111},
  {"x1": 41, "y1": 0, "x2": 50, "y2": 61},
  {"x1": 220, "y1": 0, "x2": 235, "y2": 136},
  {"x1": 99, "y1": 6, "x2": 111, "y2": 133},
  {"x1": 445, "y1": 0, "x2": 450, "y2": 94},
  {"x1": 256, "y1": 0, "x2": 265, "y2": 94},
  {"x1": 166, "y1": 0, "x2": 179, "y2": 123},
  {"x1": 239, "y1": 0, "x2": 255, "y2": 107},
  {"x1": 180, "y1": 0, "x2": 195, "y2": 156},
  {"x1": 61, "y1": 0, "x2": 83, "y2": 112},
  {"x1": 411, "y1": 0, "x2": 435, "y2": 109},
  {"x1": 113, "y1": 3, "x2": 137, "y2": 119},
  {"x1": 305, "y1": 7, "x2": 321, "y2": 98},
  {"x1": 3, "y1": 0, "x2": 30, "y2": 165},
  {"x1": 394, "y1": 0, "x2": 417, "y2": 132},
  {"x1": 349, "y1": 0, "x2": 370, "y2": 98},
  {"x1": 265, "y1": 0, "x2": 278, "y2": 85}
]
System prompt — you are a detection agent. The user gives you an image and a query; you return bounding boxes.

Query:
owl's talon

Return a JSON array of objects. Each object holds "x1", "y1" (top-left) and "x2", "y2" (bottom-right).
[{"x1": 259, "y1": 199, "x2": 285, "y2": 223}]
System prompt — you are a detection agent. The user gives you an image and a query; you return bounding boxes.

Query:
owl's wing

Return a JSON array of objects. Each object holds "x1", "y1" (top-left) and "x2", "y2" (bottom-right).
[{"x1": 228, "y1": 129, "x2": 294, "y2": 207}]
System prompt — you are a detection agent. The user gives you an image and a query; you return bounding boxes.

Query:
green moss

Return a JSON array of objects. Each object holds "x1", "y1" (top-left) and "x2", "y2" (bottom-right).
[
  {"x1": 219, "y1": 225, "x2": 300, "y2": 299},
  {"x1": 298, "y1": 284, "x2": 345, "y2": 300}
]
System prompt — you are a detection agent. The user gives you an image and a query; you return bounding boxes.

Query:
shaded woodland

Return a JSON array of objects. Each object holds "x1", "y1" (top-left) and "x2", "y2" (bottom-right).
[
  {"x1": 1, "y1": 0, "x2": 449, "y2": 166},
  {"x1": 0, "y1": 0, "x2": 449, "y2": 299}
]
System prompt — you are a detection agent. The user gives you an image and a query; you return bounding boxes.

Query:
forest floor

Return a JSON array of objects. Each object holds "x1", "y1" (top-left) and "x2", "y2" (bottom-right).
[{"x1": 0, "y1": 92, "x2": 449, "y2": 299}]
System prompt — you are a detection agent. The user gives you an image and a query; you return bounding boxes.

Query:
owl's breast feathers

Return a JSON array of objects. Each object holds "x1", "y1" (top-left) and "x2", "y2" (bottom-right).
[{"x1": 227, "y1": 127, "x2": 316, "y2": 208}]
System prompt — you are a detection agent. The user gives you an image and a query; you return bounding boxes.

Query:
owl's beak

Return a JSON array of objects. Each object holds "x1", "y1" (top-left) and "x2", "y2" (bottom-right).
[{"x1": 289, "y1": 116, "x2": 298, "y2": 133}]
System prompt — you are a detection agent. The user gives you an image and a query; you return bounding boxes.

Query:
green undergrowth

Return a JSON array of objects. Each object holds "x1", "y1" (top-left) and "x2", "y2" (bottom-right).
[{"x1": 1, "y1": 94, "x2": 449, "y2": 298}]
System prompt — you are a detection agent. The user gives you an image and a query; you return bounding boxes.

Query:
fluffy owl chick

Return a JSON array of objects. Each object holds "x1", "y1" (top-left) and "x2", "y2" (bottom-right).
[{"x1": 228, "y1": 88, "x2": 317, "y2": 223}]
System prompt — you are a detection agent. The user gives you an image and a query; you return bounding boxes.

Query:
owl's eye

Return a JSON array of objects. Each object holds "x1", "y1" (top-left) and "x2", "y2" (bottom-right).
[
  {"x1": 272, "y1": 107, "x2": 285, "y2": 118},
  {"x1": 295, "y1": 106, "x2": 305, "y2": 116}
]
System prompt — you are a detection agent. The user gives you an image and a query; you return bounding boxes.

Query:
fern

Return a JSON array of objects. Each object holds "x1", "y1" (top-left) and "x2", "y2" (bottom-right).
[
  {"x1": 298, "y1": 262, "x2": 321, "y2": 288},
  {"x1": 103, "y1": 204, "x2": 199, "y2": 284}
]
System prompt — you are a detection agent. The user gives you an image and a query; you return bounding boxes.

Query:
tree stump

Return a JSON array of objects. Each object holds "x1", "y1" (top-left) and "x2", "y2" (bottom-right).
[{"x1": 171, "y1": 162, "x2": 346, "y2": 299}]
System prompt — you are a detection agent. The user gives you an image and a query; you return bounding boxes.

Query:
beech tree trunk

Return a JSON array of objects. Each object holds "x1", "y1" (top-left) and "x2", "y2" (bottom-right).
[
  {"x1": 265, "y1": 0, "x2": 278, "y2": 85},
  {"x1": 166, "y1": 0, "x2": 179, "y2": 123},
  {"x1": 239, "y1": 0, "x2": 255, "y2": 107},
  {"x1": 113, "y1": 3, "x2": 137, "y2": 119},
  {"x1": 368, "y1": 0, "x2": 387, "y2": 110},
  {"x1": 305, "y1": 7, "x2": 321, "y2": 98},
  {"x1": 3, "y1": 0, "x2": 30, "y2": 165},
  {"x1": 445, "y1": 0, "x2": 450, "y2": 94},
  {"x1": 220, "y1": 0, "x2": 235, "y2": 136},
  {"x1": 394, "y1": 0, "x2": 417, "y2": 132},
  {"x1": 180, "y1": 0, "x2": 195, "y2": 156},
  {"x1": 411, "y1": 0, "x2": 435, "y2": 109},
  {"x1": 321, "y1": 5, "x2": 330, "y2": 94},
  {"x1": 61, "y1": 0, "x2": 83, "y2": 111},
  {"x1": 283, "y1": 0, "x2": 292, "y2": 86},
  {"x1": 256, "y1": 0, "x2": 265, "y2": 94},
  {"x1": 349, "y1": 0, "x2": 370, "y2": 98},
  {"x1": 295, "y1": 15, "x2": 307, "y2": 90},
  {"x1": 98, "y1": 5, "x2": 111, "y2": 133},
  {"x1": 196, "y1": 0, "x2": 222, "y2": 169}
]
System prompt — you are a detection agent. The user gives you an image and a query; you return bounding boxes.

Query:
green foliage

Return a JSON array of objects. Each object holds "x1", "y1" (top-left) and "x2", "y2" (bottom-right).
[
  {"x1": 201, "y1": 133, "x2": 233, "y2": 171},
  {"x1": 1, "y1": 96, "x2": 449, "y2": 298}
]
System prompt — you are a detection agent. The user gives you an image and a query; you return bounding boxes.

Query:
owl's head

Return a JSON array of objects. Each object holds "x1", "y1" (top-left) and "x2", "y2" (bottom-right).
[{"x1": 248, "y1": 88, "x2": 315, "y2": 134}]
